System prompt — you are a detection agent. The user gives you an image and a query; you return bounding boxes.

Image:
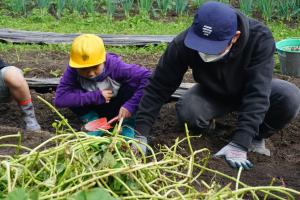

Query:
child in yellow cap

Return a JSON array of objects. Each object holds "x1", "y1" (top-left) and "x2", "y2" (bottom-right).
[{"x1": 55, "y1": 34, "x2": 150, "y2": 151}]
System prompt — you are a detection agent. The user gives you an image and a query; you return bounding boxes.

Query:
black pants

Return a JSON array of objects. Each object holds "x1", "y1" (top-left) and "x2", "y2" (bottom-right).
[{"x1": 176, "y1": 79, "x2": 300, "y2": 147}]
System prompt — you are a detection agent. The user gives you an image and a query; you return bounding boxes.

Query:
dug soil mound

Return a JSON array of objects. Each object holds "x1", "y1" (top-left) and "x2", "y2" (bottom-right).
[{"x1": 0, "y1": 50, "x2": 299, "y2": 191}]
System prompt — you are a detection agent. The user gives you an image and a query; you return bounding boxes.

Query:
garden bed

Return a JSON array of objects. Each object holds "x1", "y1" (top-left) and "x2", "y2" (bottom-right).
[{"x1": 0, "y1": 50, "x2": 299, "y2": 192}]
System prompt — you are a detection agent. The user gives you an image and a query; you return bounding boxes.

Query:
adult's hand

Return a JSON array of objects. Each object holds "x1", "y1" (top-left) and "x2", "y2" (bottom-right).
[
  {"x1": 214, "y1": 142, "x2": 253, "y2": 170},
  {"x1": 102, "y1": 89, "x2": 113, "y2": 103},
  {"x1": 118, "y1": 106, "x2": 131, "y2": 119}
]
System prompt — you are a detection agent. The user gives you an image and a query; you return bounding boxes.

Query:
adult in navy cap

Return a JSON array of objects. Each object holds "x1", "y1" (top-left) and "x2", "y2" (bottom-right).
[{"x1": 135, "y1": 1, "x2": 300, "y2": 169}]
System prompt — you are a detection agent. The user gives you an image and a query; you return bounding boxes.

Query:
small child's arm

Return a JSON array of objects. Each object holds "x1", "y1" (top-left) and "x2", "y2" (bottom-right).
[
  {"x1": 54, "y1": 66, "x2": 106, "y2": 108},
  {"x1": 111, "y1": 56, "x2": 151, "y2": 114}
]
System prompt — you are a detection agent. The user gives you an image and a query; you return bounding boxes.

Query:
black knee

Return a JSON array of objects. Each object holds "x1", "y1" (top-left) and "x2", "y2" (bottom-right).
[
  {"x1": 175, "y1": 98, "x2": 209, "y2": 130},
  {"x1": 278, "y1": 83, "x2": 300, "y2": 122},
  {"x1": 267, "y1": 80, "x2": 300, "y2": 130}
]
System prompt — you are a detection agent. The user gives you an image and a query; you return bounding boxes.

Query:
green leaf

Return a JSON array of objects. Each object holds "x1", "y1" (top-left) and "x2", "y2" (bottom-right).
[
  {"x1": 101, "y1": 144, "x2": 108, "y2": 152},
  {"x1": 70, "y1": 188, "x2": 116, "y2": 200},
  {"x1": 29, "y1": 191, "x2": 39, "y2": 200},
  {"x1": 126, "y1": 179, "x2": 139, "y2": 191},
  {"x1": 99, "y1": 151, "x2": 116, "y2": 169},
  {"x1": 22, "y1": 67, "x2": 33, "y2": 75},
  {"x1": 56, "y1": 163, "x2": 65, "y2": 174},
  {"x1": 49, "y1": 69, "x2": 62, "y2": 77},
  {"x1": 0, "y1": 191, "x2": 5, "y2": 199},
  {"x1": 110, "y1": 175, "x2": 123, "y2": 191},
  {"x1": 111, "y1": 124, "x2": 118, "y2": 136},
  {"x1": 43, "y1": 176, "x2": 56, "y2": 187},
  {"x1": 52, "y1": 122, "x2": 58, "y2": 128},
  {"x1": 91, "y1": 154, "x2": 102, "y2": 165},
  {"x1": 88, "y1": 143, "x2": 99, "y2": 151},
  {"x1": 113, "y1": 161, "x2": 122, "y2": 169},
  {"x1": 6, "y1": 188, "x2": 28, "y2": 200}
]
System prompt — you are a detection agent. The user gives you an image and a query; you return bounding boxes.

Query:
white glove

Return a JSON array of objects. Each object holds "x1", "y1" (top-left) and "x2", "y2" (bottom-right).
[
  {"x1": 249, "y1": 139, "x2": 270, "y2": 156},
  {"x1": 131, "y1": 135, "x2": 148, "y2": 155},
  {"x1": 214, "y1": 142, "x2": 253, "y2": 170}
]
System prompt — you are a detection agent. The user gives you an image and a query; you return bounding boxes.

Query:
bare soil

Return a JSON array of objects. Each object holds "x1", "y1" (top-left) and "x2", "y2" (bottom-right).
[{"x1": 0, "y1": 50, "x2": 299, "y2": 193}]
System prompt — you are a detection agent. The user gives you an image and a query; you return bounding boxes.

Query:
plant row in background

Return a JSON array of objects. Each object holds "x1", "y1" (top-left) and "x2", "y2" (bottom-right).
[
  {"x1": 240, "y1": 0, "x2": 300, "y2": 21},
  {"x1": 2, "y1": 0, "x2": 300, "y2": 21},
  {"x1": 0, "y1": 97, "x2": 299, "y2": 199}
]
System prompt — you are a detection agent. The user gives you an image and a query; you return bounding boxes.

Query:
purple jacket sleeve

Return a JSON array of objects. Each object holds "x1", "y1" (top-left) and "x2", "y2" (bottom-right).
[
  {"x1": 54, "y1": 66, "x2": 105, "y2": 108},
  {"x1": 108, "y1": 54, "x2": 151, "y2": 114}
]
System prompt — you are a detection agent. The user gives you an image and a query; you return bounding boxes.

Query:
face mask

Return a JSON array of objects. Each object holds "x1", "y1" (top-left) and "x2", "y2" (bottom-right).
[{"x1": 199, "y1": 47, "x2": 231, "y2": 62}]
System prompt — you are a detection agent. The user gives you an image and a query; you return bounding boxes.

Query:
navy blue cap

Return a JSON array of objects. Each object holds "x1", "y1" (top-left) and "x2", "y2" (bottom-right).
[{"x1": 184, "y1": 1, "x2": 237, "y2": 54}]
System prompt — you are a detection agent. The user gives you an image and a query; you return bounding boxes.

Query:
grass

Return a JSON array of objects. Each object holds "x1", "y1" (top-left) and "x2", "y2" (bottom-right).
[
  {"x1": 0, "y1": 12, "x2": 298, "y2": 40},
  {"x1": 268, "y1": 22, "x2": 300, "y2": 41},
  {"x1": 0, "y1": 42, "x2": 167, "y2": 57},
  {"x1": 0, "y1": 12, "x2": 191, "y2": 35},
  {"x1": 0, "y1": 13, "x2": 298, "y2": 70}
]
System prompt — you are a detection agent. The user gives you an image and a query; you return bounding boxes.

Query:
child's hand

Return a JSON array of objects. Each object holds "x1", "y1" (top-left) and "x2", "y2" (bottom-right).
[
  {"x1": 102, "y1": 89, "x2": 113, "y2": 103},
  {"x1": 118, "y1": 107, "x2": 131, "y2": 119}
]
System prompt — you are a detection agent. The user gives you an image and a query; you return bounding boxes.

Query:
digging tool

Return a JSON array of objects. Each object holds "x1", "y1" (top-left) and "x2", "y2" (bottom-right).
[{"x1": 84, "y1": 116, "x2": 119, "y2": 131}]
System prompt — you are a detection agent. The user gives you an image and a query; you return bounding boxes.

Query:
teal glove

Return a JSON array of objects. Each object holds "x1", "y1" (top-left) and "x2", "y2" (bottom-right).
[
  {"x1": 121, "y1": 126, "x2": 135, "y2": 138},
  {"x1": 79, "y1": 111, "x2": 99, "y2": 124},
  {"x1": 87, "y1": 130, "x2": 105, "y2": 136},
  {"x1": 121, "y1": 117, "x2": 136, "y2": 139},
  {"x1": 214, "y1": 142, "x2": 253, "y2": 170},
  {"x1": 79, "y1": 112, "x2": 104, "y2": 136}
]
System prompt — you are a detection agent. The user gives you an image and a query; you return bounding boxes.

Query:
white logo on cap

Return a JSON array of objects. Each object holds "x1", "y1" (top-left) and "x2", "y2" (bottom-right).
[{"x1": 202, "y1": 25, "x2": 212, "y2": 36}]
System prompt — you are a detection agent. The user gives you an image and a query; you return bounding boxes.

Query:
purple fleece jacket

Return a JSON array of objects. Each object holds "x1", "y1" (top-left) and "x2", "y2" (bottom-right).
[{"x1": 54, "y1": 53, "x2": 151, "y2": 114}]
